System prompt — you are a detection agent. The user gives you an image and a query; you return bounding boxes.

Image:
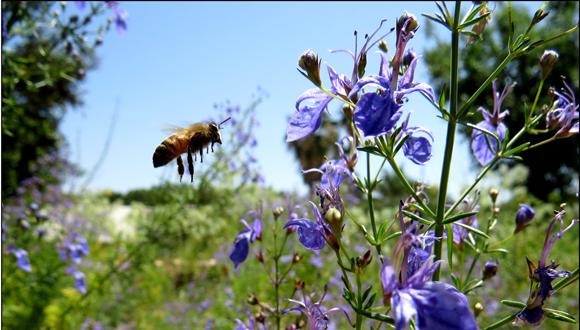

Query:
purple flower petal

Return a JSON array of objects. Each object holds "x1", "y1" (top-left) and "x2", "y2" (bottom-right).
[
  {"x1": 471, "y1": 120, "x2": 507, "y2": 166},
  {"x1": 229, "y1": 237, "x2": 250, "y2": 268},
  {"x1": 354, "y1": 92, "x2": 403, "y2": 137},
  {"x1": 286, "y1": 89, "x2": 332, "y2": 142},
  {"x1": 12, "y1": 248, "x2": 32, "y2": 272},
  {"x1": 284, "y1": 219, "x2": 325, "y2": 251},
  {"x1": 403, "y1": 135, "x2": 433, "y2": 165}
]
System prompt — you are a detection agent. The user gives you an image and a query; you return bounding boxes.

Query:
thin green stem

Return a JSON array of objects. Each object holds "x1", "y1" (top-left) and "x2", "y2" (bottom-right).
[
  {"x1": 366, "y1": 152, "x2": 381, "y2": 256},
  {"x1": 444, "y1": 158, "x2": 498, "y2": 218},
  {"x1": 458, "y1": 54, "x2": 513, "y2": 118},
  {"x1": 528, "y1": 79, "x2": 545, "y2": 122},
  {"x1": 434, "y1": 1, "x2": 461, "y2": 281},
  {"x1": 273, "y1": 221, "x2": 281, "y2": 330},
  {"x1": 386, "y1": 156, "x2": 435, "y2": 218}
]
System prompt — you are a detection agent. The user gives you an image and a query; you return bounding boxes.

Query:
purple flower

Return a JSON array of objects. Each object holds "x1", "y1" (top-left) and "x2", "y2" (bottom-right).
[
  {"x1": 382, "y1": 202, "x2": 477, "y2": 330},
  {"x1": 347, "y1": 36, "x2": 434, "y2": 138},
  {"x1": 451, "y1": 192, "x2": 480, "y2": 247},
  {"x1": 381, "y1": 259, "x2": 477, "y2": 330},
  {"x1": 514, "y1": 203, "x2": 536, "y2": 233},
  {"x1": 282, "y1": 285, "x2": 346, "y2": 330},
  {"x1": 75, "y1": 1, "x2": 86, "y2": 10},
  {"x1": 9, "y1": 245, "x2": 32, "y2": 272},
  {"x1": 471, "y1": 80, "x2": 515, "y2": 166},
  {"x1": 284, "y1": 202, "x2": 332, "y2": 251},
  {"x1": 229, "y1": 217, "x2": 262, "y2": 268},
  {"x1": 73, "y1": 270, "x2": 87, "y2": 294},
  {"x1": 482, "y1": 260, "x2": 498, "y2": 280},
  {"x1": 399, "y1": 113, "x2": 434, "y2": 165},
  {"x1": 514, "y1": 210, "x2": 577, "y2": 327},
  {"x1": 546, "y1": 80, "x2": 579, "y2": 139},
  {"x1": 60, "y1": 234, "x2": 90, "y2": 264},
  {"x1": 287, "y1": 65, "x2": 349, "y2": 142}
]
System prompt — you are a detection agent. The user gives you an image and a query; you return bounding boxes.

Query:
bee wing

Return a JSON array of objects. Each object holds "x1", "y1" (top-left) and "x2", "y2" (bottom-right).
[{"x1": 161, "y1": 124, "x2": 188, "y2": 134}]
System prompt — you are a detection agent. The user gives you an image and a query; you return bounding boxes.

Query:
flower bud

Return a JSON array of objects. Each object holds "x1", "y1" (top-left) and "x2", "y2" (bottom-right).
[
  {"x1": 324, "y1": 207, "x2": 342, "y2": 224},
  {"x1": 530, "y1": 5, "x2": 549, "y2": 28},
  {"x1": 402, "y1": 49, "x2": 417, "y2": 67},
  {"x1": 272, "y1": 206, "x2": 284, "y2": 219},
  {"x1": 298, "y1": 49, "x2": 322, "y2": 87},
  {"x1": 514, "y1": 204, "x2": 536, "y2": 233},
  {"x1": 356, "y1": 249, "x2": 373, "y2": 270},
  {"x1": 539, "y1": 50, "x2": 559, "y2": 80},
  {"x1": 482, "y1": 260, "x2": 498, "y2": 280},
  {"x1": 473, "y1": 302, "x2": 484, "y2": 317},
  {"x1": 489, "y1": 188, "x2": 499, "y2": 203},
  {"x1": 255, "y1": 250, "x2": 264, "y2": 263},
  {"x1": 397, "y1": 12, "x2": 419, "y2": 36},
  {"x1": 292, "y1": 253, "x2": 302, "y2": 264},
  {"x1": 255, "y1": 311, "x2": 266, "y2": 324},
  {"x1": 378, "y1": 39, "x2": 388, "y2": 53},
  {"x1": 294, "y1": 279, "x2": 305, "y2": 290},
  {"x1": 467, "y1": 4, "x2": 491, "y2": 45}
]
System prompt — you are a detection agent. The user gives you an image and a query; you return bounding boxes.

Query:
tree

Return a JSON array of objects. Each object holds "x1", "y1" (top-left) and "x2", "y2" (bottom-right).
[
  {"x1": 423, "y1": 2, "x2": 579, "y2": 200},
  {"x1": 1, "y1": 1, "x2": 126, "y2": 199}
]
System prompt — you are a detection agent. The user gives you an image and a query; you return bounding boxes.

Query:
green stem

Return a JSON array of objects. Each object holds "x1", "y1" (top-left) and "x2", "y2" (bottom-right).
[
  {"x1": 444, "y1": 158, "x2": 498, "y2": 218},
  {"x1": 434, "y1": 1, "x2": 461, "y2": 281},
  {"x1": 273, "y1": 221, "x2": 281, "y2": 330},
  {"x1": 366, "y1": 152, "x2": 381, "y2": 256},
  {"x1": 386, "y1": 156, "x2": 435, "y2": 218},
  {"x1": 355, "y1": 271, "x2": 364, "y2": 330},
  {"x1": 458, "y1": 54, "x2": 513, "y2": 118}
]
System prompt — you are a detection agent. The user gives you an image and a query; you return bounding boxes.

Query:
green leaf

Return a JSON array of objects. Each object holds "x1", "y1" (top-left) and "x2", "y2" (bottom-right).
[
  {"x1": 442, "y1": 211, "x2": 479, "y2": 224},
  {"x1": 364, "y1": 293, "x2": 377, "y2": 310},
  {"x1": 381, "y1": 231, "x2": 402, "y2": 244},
  {"x1": 500, "y1": 300, "x2": 526, "y2": 309},
  {"x1": 459, "y1": 11, "x2": 491, "y2": 30},
  {"x1": 454, "y1": 221, "x2": 489, "y2": 239},
  {"x1": 361, "y1": 285, "x2": 373, "y2": 304},
  {"x1": 461, "y1": 3, "x2": 487, "y2": 25},
  {"x1": 402, "y1": 210, "x2": 433, "y2": 225},
  {"x1": 446, "y1": 224, "x2": 454, "y2": 270},
  {"x1": 485, "y1": 248, "x2": 509, "y2": 255},
  {"x1": 482, "y1": 311, "x2": 519, "y2": 330},
  {"x1": 545, "y1": 308, "x2": 577, "y2": 324},
  {"x1": 503, "y1": 142, "x2": 531, "y2": 157}
]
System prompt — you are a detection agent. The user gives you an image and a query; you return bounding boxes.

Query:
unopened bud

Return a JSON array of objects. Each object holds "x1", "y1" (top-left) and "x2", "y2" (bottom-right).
[
  {"x1": 474, "y1": 302, "x2": 484, "y2": 317},
  {"x1": 356, "y1": 249, "x2": 373, "y2": 270},
  {"x1": 397, "y1": 12, "x2": 419, "y2": 35},
  {"x1": 324, "y1": 207, "x2": 342, "y2": 224},
  {"x1": 514, "y1": 204, "x2": 536, "y2": 233},
  {"x1": 357, "y1": 51, "x2": 367, "y2": 78},
  {"x1": 378, "y1": 40, "x2": 388, "y2": 53},
  {"x1": 298, "y1": 49, "x2": 322, "y2": 87},
  {"x1": 255, "y1": 251, "x2": 264, "y2": 263},
  {"x1": 482, "y1": 260, "x2": 498, "y2": 280},
  {"x1": 402, "y1": 49, "x2": 417, "y2": 67},
  {"x1": 489, "y1": 188, "x2": 499, "y2": 203},
  {"x1": 255, "y1": 311, "x2": 266, "y2": 324},
  {"x1": 540, "y1": 50, "x2": 559, "y2": 80},
  {"x1": 467, "y1": 4, "x2": 491, "y2": 45},
  {"x1": 530, "y1": 5, "x2": 549, "y2": 28},
  {"x1": 294, "y1": 279, "x2": 305, "y2": 290},
  {"x1": 247, "y1": 293, "x2": 259, "y2": 305},
  {"x1": 292, "y1": 253, "x2": 302, "y2": 264},
  {"x1": 273, "y1": 206, "x2": 284, "y2": 219}
]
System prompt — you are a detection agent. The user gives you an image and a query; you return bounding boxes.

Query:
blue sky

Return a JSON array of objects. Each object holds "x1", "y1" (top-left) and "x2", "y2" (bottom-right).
[{"x1": 59, "y1": 1, "x2": 539, "y2": 196}]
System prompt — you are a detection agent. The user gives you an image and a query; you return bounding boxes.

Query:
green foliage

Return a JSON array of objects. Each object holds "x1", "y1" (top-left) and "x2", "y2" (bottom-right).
[
  {"x1": 1, "y1": 1, "x2": 116, "y2": 199},
  {"x1": 423, "y1": 2, "x2": 579, "y2": 200}
]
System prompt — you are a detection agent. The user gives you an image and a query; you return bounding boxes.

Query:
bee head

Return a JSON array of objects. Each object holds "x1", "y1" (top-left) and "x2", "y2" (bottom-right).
[{"x1": 209, "y1": 123, "x2": 222, "y2": 144}]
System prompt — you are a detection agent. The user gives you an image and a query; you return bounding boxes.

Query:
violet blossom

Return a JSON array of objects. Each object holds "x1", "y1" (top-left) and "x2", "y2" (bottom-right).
[
  {"x1": 229, "y1": 213, "x2": 263, "y2": 268},
  {"x1": 546, "y1": 79, "x2": 579, "y2": 139},
  {"x1": 514, "y1": 203, "x2": 536, "y2": 233},
  {"x1": 382, "y1": 202, "x2": 477, "y2": 330},
  {"x1": 282, "y1": 285, "x2": 347, "y2": 330},
  {"x1": 8, "y1": 244, "x2": 32, "y2": 272},
  {"x1": 286, "y1": 65, "x2": 350, "y2": 142},
  {"x1": 471, "y1": 80, "x2": 515, "y2": 166},
  {"x1": 513, "y1": 210, "x2": 577, "y2": 327}
]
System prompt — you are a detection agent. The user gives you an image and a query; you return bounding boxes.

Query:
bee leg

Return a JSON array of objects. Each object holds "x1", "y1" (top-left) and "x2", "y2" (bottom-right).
[
  {"x1": 211, "y1": 142, "x2": 214, "y2": 152},
  {"x1": 187, "y1": 146, "x2": 194, "y2": 183},
  {"x1": 176, "y1": 155, "x2": 184, "y2": 182},
  {"x1": 199, "y1": 149, "x2": 203, "y2": 163},
  {"x1": 206, "y1": 146, "x2": 209, "y2": 154}
]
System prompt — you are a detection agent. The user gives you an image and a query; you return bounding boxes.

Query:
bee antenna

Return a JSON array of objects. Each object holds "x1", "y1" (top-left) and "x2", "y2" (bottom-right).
[{"x1": 218, "y1": 117, "x2": 231, "y2": 128}]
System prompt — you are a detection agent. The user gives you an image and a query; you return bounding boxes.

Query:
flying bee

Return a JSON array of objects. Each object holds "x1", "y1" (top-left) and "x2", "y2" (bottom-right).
[{"x1": 153, "y1": 117, "x2": 230, "y2": 182}]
